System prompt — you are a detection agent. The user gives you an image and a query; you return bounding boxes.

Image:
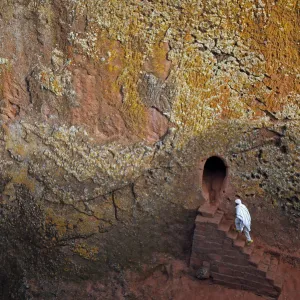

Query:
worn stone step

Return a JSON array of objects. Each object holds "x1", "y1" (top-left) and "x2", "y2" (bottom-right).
[
  {"x1": 216, "y1": 262, "x2": 266, "y2": 278},
  {"x1": 213, "y1": 278, "x2": 278, "y2": 298},
  {"x1": 193, "y1": 233, "x2": 206, "y2": 241},
  {"x1": 274, "y1": 276, "x2": 283, "y2": 292},
  {"x1": 226, "y1": 230, "x2": 238, "y2": 240},
  {"x1": 266, "y1": 271, "x2": 283, "y2": 292},
  {"x1": 257, "y1": 285, "x2": 280, "y2": 298},
  {"x1": 252, "y1": 246, "x2": 264, "y2": 256},
  {"x1": 217, "y1": 264, "x2": 270, "y2": 284},
  {"x1": 212, "y1": 272, "x2": 276, "y2": 292},
  {"x1": 198, "y1": 203, "x2": 219, "y2": 217},
  {"x1": 249, "y1": 253, "x2": 263, "y2": 266},
  {"x1": 191, "y1": 204, "x2": 283, "y2": 299},
  {"x1": 262, "y1": 253, "x2": 271, "y2": 265},
  {"x1": 243, "y1": 243, "x2": 254, "y2": 256},
  {"x1": 196, "y1": 210, "x2": 224, "y2": 226},
  {"x1": 258, "y1": 262, "x2": 269, "y2": 274},
  {"x1": 234, "y1": 237, "x2": 246, "y2": 248},
  {"x1": 268, "y1": 262, "x2": 278, "y2": 273},
  {"x1": 270, "y1": 255, "x2": 279, "y2": 266},
  {"x1": 218, "y1": 218, "x2": 232, "y2": 232},
  {"x1": 268, "y1": 255, "x2": 279, "y2": 273},
  {"x1": 213, "y1": 278, "x2": 242, "y2": 291},
  {"x1": 266, "y1": 271, "x2": 277, "y2": 283}
]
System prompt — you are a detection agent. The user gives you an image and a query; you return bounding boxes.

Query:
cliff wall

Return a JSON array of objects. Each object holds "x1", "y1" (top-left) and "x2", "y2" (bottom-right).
[{"x1": 0, "y1": 0, "x2": 299, "y2": 298}]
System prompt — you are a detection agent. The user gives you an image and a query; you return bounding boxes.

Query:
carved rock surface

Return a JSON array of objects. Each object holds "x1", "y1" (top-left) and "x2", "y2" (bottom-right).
[{"x1": 0, "y1": 0, "x2": 299, "y2": 298}]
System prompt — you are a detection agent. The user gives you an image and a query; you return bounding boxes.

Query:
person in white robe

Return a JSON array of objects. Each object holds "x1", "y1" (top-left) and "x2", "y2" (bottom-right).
[{"x1": 235, "y1": 199, "x2": 253, "y2": 245}]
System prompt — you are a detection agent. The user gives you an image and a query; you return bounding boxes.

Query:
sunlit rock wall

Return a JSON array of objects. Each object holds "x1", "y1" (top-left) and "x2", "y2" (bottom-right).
[{"x1": 0, "y1": 0, "x2": 299, "y2": 297}]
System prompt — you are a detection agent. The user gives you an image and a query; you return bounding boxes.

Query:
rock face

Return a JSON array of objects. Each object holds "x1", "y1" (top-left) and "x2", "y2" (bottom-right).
[
  {"x1": 190, "y1": 204, "x2": 283, "y2": 298},
  {"x1": 0, "y1": 0, "x2": 299, "y2": 298}
]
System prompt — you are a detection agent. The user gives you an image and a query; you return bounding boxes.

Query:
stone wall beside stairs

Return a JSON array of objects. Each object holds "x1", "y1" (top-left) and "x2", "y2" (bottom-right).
[{"x1": 190, "y1": 203, "x2": 283, "y2": 299}]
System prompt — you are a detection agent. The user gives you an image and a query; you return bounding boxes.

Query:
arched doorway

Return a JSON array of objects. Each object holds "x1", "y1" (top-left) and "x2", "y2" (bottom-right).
[{"x1": 202, "y1": 156, "x2": 227, "y2": 204}]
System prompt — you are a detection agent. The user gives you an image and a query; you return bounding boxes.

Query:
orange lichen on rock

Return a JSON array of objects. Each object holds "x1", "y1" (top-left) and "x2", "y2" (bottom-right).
[
  {"x1": 144, "y1": 41, "x2": 171, "y2": 81},
  {"x1": 256, "y1": 0, "x2": 299, "y2": 74},
  {"x1": 218, "y1": 0, "x2": 300, "y2": 119},
  {"x1": 117, "y1": 45, "x2": 148, "y2": 138}
]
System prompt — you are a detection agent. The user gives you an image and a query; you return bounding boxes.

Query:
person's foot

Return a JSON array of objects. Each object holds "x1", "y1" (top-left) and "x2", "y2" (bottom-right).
[{"x1": 246, "y1": 240, "x2": 254, "y2": 246}]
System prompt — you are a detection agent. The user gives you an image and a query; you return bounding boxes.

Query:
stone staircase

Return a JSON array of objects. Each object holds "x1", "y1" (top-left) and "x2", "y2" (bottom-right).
[{"x1": 190, "y1": 203, "x2": 283, "y2": 299}]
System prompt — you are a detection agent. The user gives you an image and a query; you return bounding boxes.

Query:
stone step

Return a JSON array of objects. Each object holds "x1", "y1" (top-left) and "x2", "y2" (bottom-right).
[
  {"x1": 262, "y1": 253, "x2": 271, "y2": 265},
  {"x1": 266, "y1": 270, "x2": 283, "y2": 292},
  {"x1": 252, "y1": 246, "x2": 264, "y2": 256},
  {"x1": 243, "y1": 243, "x2": 255, "y2": 256},
  {"x1": 218, "y1": 218, "x2": 232, "y2": 232},
  {"x1": 274, "y1": 276, "x2": 283, "y2": 292},
  {"x1": 268, "y1": 255, "x2": 279, "y2": 273},
  {"x1": 249, "y1": 252, "x2": 263, "y2": 266},
  {"x1": 270, "y1": 255, "x2": 279, "y2": 267},
  {"x1": 216, "y1": 262, "x2": 268, "y2": 281},
  {"x1": 213, "y1": 282, "x2": 279, "y2": 298},
  {"x1": 258, "y1": 286, "x2": 280, "y2": 298},
  {"x1": 258, "y1": 262, "x2": 269, "y2": 274},
  {"x1": 266, "y1": 271, "x2": 277, "y2": 283},
  {"x1": 213, "y1": 278, "x2": 244, "y2": 292},
  {"x1": 212, "y1": 272, "x2": 278, "y2": 296},
  {"x1": 226, "y1": 230, "x2": 238, "y2": 240},
  {"x1": 212, "y1": 278, "x2": 278, "y2": 298},
  {"x1": 191, "y1": 206, "x2": 283, "y2": 299},
  {"x1": 268, "y1": 263, "x2": 278, "y2": 273},
  {"x1": 234, "y1": 237, "x2": 246, "y2": 248},
  {"x1": 196, "y1": 210, "x2": 224, "y2": 226},
  {"x1": 198, "y1": 203, "x2": 219, "y2": 217}
]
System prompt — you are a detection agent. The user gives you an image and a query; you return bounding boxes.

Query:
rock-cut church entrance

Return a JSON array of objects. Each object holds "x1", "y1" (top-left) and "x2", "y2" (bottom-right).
[{"x1": 202, "y1": 156, "x2": 227, "y2": 204}]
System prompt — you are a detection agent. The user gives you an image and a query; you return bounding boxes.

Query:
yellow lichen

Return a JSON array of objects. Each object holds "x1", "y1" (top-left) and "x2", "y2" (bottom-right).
[
  {"x1": 0, "y1": 61, "x2": 12, "y2": 99},
  {"x1": 50, "y1": 78, "x2": 63, "y2": 96},
  {"x1": 144, "y1": 28, "x2": 171, "y2": 79},
  {"x1": 8, "y1": 167, "x2": 36, "y2": 193},
  {"x1": 243, "y1": 0, "x2": 299, "y2": 74},
  {"x1": 70, "y1": 0, "x2": 299, "y2": 145},
  {"x1": 46, "y1": 206, "x2": 101, "y2": 238},
  {"x1": 46, "y1": 209, "x2": 68, "y2": 237},
  {"x1": 73, "y1": 243, "x2": 99, "y2": 261}
]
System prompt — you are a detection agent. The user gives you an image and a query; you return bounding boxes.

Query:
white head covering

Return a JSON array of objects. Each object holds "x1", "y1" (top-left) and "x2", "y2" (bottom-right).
[
  {"x1": 235, "y1": 198, "x2": 251, "y2": 231},
  {"x1": 235, "y1": 199, "x2": 242, "y2": 205}
]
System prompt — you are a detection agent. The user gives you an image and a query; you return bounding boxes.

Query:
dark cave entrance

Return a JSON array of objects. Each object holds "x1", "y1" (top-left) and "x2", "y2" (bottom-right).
[{"x1": 202, "y1": 156, "x2": 227, "y2": 204}]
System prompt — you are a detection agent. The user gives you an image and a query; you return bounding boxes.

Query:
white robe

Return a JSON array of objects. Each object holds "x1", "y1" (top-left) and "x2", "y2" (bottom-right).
[{"x1": 235, "y1": 203, "x2": 251, "y2": 232}]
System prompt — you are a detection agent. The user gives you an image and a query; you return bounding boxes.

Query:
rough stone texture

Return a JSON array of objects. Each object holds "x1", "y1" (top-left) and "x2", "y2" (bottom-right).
[
  {"x1": 0, "y1": 0, "x2": 299, "y2": 298},
  {"x1": 190, "y1": 205, "x2": 283, "y2": 298}
]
